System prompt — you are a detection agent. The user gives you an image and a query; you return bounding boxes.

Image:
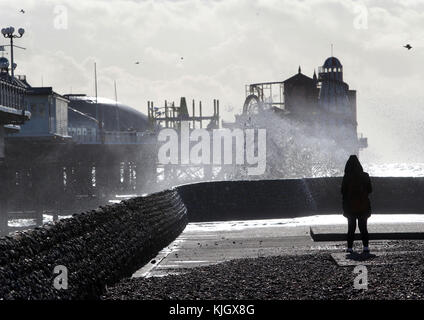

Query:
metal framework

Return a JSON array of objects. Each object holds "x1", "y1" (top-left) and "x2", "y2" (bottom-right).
[
  {"x1": 147, "y1": 97, "x2": 239, "y2": 189},
  {"x1": 243, "y1": 81, "x2": 285, "y2": 115},
  {"x1": 148, "y1": 97, "x2": 219, "y2": 129}
]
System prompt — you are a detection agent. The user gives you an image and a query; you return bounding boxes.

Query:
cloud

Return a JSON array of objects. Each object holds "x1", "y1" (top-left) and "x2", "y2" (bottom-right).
[{"x1": 1, "y1": 0, "x2": 423, "y2": 162}]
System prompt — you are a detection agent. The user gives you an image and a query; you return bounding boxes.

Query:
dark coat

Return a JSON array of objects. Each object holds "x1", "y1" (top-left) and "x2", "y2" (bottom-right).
[{"x1": 341, "y1": 171, "x2": 372, "y2": 218}]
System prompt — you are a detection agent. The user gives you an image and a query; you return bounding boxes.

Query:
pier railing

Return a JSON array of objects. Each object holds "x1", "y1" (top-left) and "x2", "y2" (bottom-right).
[
  {"x1": 0, "y1": 77, "x2": 26, "y2": 111},
  {"x1": 70, "y1": 129, "x2": 154, "y2": 145}
]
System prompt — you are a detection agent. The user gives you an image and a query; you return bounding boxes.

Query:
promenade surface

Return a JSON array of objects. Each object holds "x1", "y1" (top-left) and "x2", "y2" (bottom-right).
[{"x1": 132, "y1": 214, "x2": 424, "y2": 278}]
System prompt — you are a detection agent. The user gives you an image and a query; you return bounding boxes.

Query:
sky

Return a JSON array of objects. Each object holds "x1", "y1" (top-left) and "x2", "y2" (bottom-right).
[{"x1": 1, "y1": 0, "x2": 424, "y2": 164}]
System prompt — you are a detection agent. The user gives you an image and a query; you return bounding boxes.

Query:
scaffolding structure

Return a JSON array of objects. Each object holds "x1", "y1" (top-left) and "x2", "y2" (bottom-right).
[
  {"x1": 147, "y1": 97, "x2": 232, "y2": 189},
  {"x1": 243, "y1": 81, "x2": 285, "y2": 115},
  {"x1": 148, "y1": 97, "x2": 219, "y2": 130}
]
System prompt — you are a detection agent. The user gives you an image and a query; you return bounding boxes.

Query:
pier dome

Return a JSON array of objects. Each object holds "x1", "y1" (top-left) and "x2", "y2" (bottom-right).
[
  {"x1": 319, "y1": 56, "x2": 344, "y2": 82},
  {"x1": 65, "y1": 94, "x2": 150, "y2": 132},
  {"x1": 323, "y1": 56, "x2": 342, "y2": 69}
]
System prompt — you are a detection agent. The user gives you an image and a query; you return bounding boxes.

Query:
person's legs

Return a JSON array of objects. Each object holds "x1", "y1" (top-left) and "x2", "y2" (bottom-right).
[
  {"x1": 347, "y1": 217, "x2": 357, "y2": 249},
  {"x1": 358, "y1": 217, "x2": 369, "y2": 248}
]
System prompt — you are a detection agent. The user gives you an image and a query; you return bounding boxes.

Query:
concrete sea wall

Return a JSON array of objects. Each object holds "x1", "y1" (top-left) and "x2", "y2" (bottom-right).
[
  {"x1": 0, "y1": 189, "x2": 187, "y2": 299},
  {"x1": 178, "y1": 177, "x2": 424, "y2": 222}
]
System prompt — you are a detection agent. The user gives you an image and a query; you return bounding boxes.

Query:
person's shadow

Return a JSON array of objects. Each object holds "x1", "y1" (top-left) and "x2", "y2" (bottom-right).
[{"x1": 346, "y1": 252, "x2": 376, "y2": 261}]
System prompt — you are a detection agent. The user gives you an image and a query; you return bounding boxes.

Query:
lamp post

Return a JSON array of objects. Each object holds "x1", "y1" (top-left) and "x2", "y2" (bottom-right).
[{"x1": 1, "y1": 26, "x2": 25, "y2": 78}]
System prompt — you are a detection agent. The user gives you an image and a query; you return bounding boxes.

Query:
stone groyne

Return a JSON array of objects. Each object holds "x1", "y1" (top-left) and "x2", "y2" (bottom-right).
[{"x1": 0, "y1": 189, "x2": 187, "y2": 299}]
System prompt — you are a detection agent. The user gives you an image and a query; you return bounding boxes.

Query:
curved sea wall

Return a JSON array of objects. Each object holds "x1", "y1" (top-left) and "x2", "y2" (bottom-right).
[
  {"x1": 177, "y1": 177, "x2": 424, "y2": 222},
  {"x1": 0, "y1": 189, "x2": 187, "y2": 299}
]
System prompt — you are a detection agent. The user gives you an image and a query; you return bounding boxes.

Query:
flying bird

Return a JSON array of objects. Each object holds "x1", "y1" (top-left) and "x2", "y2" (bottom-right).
[
  {"x1": 20, "y1": 9, "x2": 25, "y2": 14},
  {"x1": 404, "y1": 44, "x2": 412, "y2": 50},
  {"x1": 135, "y1": 61, "x2": 140, "y2": 64},
  {"x1": 180, "y1": 57, "x2": 184, "y2": 60}
]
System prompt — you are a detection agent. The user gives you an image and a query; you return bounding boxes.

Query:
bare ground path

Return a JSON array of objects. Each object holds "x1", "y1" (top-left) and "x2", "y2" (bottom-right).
[{"x1": 103, "y1": 215, "x2": 424, "y2": 300}]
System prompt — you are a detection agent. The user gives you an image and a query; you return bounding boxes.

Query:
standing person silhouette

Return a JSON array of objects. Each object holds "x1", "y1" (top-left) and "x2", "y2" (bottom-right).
[{"x1": 341, "y1": 155, "x2": 372, "y2": 253}]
